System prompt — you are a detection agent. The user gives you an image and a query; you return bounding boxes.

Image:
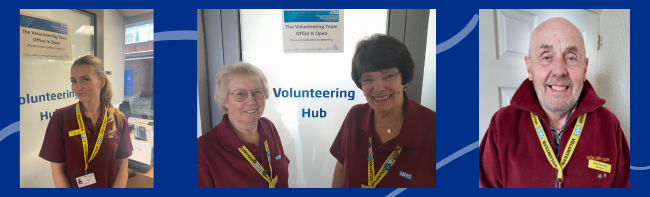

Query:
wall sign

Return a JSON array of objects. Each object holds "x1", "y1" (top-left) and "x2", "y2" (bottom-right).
[
  {"x1": 20, "y1": 12, "x2": 72, "y2": 60},
  {"x1": 282, "y1": 10, "x2": 344, "y2": 53}
]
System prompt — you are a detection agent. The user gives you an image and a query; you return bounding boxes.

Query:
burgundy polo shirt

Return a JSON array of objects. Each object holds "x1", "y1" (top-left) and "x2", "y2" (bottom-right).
[
  {"x1": 330, "y1": 94, "x2": 436, "y2": 188},
  {"x1": 39, "y1": 102, "x2": 133, "y2": 188},
  {"x1": 197, "y1": 114, "x2": 290, "y2": 188}
]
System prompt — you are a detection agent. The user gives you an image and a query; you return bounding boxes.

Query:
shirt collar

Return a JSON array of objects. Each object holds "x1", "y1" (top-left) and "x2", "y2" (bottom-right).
[
  {"x1": 360, "y1": 94, "x2": 424, "y2": 148},
  {"x1": 78, "y1": 100, "x2": 106, "y2": 122},
  {"x1": 217, "y1": 114, "x2": 269, "y2": 152}
]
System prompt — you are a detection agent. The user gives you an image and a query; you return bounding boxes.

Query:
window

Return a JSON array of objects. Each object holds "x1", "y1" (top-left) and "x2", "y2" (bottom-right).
[
  {"x1": 125, "y1": 22, "x2": 153, "y2": 43},
  {"x1": 135, "y1": 24, "x2": 148, "y2": 42},
  {"x1": 125, "y1": 26, "x2": 135, "y2": 43},
  {"x1": 124, "y1": 21, "x2": 154, "y2": 120},
  {"x1": 149, "y1": 23, "x2": 153, "y2": 40}
]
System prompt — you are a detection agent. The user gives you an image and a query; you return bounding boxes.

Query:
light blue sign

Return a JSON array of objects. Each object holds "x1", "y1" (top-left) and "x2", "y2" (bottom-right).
[
  {"x1": 284, "y1": 10, "x2": 339, "y2": 23},
  {"x1": 20, "y1": 14, "x2": 69, "y2": 35}
]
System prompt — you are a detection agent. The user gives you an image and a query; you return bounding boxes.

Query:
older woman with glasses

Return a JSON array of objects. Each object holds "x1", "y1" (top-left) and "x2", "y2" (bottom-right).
[
  {"x1": 330, "y1": 34, "x2": 436, "y2": 188},
  {"x1": 198, "y1": 62, "x2": 290, "y2": 188}
]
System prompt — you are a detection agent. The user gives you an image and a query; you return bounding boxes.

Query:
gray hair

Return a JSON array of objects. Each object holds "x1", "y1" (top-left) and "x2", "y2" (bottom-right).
[{"x1": 214, "y1": 62, "x2": 269, "y2": 113}]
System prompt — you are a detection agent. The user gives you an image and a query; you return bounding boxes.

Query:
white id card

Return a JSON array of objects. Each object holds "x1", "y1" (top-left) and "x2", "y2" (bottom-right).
[{"x1": 76, "y1": 173, "x2": 97, "y2": 188}]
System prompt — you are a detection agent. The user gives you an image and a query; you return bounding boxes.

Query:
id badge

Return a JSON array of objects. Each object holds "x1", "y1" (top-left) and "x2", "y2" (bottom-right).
[
  {"x1": 588, "y1": 159, "x2": 612, "y2": 173},
  {"x1": 76, "y1": 173, "x2": 97, "y2": 188}
]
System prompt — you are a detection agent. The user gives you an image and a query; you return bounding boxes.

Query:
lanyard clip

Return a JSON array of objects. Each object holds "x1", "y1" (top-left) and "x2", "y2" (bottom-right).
[
  {"x1": 85, "y1": 170, "x2": 87, "y2": 175},
  {"x1": 558, "y1": 178, "x2": 563, "y2": 188}
]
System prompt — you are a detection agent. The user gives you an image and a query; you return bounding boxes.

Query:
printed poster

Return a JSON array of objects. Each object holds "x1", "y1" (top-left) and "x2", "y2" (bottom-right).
[
  {"x1": 20, "y1": 12, "x2": 72, "y2": 60},
  {"x1": 282, "y1": 10, "x2": 344, "y2": 53}
]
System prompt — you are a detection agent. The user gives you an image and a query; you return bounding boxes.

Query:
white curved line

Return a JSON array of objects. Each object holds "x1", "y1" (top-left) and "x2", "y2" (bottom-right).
[
  {"x1": 0, "y1": 121, "x2": 19, "y2": 142},
  {"x1": 631, "y1": 166, "x2": 650, "y2": 170},
  {"x1": 436, "y1": 14, "x2": 478, "y2": 54},
  {"x1": 386, "y1": 188, "x2": 407, "y2": 197},
  {"x1": 436, "y1": 141, "x2": 479, "y2": 170}
]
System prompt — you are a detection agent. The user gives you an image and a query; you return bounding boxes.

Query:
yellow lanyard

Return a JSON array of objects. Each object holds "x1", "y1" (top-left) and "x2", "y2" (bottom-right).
[
  {"x1": 238, "y1": 140, "x2": 278, "y2": 188},
  {"x1": 67, "y1": 102, "x2": 108, "y2": 174},
  {"x1": 531, "y1": 112, "x2": 586, "y2": 188},
  {"x1": 362, "y1": 137, "x2": 402, "y2": 188}
]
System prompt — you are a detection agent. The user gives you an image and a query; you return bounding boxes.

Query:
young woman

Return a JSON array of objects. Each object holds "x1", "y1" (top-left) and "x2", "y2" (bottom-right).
[{"x1": 39, "y1": 55, "x2": 133, "y2": 188}]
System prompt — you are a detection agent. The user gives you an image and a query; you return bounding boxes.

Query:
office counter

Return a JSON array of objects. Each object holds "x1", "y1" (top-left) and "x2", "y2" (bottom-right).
[{"x1": 126, "y1": 117, "x2": 154, "y2": 188}]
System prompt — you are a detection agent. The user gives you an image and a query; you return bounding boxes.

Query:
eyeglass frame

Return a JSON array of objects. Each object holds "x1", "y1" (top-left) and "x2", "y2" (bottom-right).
[
  {"x1": 358, "y1": 71, "x2": 401, "y2": 87},
  {"x1": 229, "y1": 88, "x2": 267, "y2": 102}
]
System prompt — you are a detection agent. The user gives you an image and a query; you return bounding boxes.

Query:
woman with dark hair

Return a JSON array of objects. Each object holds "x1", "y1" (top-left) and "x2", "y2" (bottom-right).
[
  {"x1": 330, "y1": 34, "x2": 436, "y2": 188},
  {"x1": 39, "y1": 55, "x2": 133, "y2": 188}
]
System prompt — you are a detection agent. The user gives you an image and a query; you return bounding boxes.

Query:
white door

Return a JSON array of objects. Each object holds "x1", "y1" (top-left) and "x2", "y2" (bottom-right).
[{"x1": 479, "y1": 9, "x2": 600, "y2": 141}]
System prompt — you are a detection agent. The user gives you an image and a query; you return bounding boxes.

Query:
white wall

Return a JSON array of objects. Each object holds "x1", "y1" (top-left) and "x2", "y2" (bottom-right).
[
  {"x1": 103, "y1": 9, "x2": 126, "y2": 106},
  {"x1": 87, "y1": 9, "x2": 125, "y2": 106},
  {"x1": 421, "y1": 9, "x2": 436, "y2": 111},
  {"x1": 240, "y1": 9, "x2": 387, "y2": 188},
  {"x1": 126, "y1": 12, "x2": 153, "y2": 24},
  {"x1": 596, "y1": 9, "x2": 630, "y2": 145}
]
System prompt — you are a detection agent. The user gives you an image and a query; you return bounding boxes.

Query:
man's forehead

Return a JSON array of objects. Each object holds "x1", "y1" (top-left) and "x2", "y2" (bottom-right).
[
  {"x1": 535, "y1": 43, "x2": 580, "y2": 52},
  {"x1": 529, "y1": 18, "x2": 585, "y2": 53}
]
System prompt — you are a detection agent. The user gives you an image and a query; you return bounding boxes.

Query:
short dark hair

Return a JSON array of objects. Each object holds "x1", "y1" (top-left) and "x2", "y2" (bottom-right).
[{"x1": 351, "y1": 34, "x2": 415, "y2": 89}]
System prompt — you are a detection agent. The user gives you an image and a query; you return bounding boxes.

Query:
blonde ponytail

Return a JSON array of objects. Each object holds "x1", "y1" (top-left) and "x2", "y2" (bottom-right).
[{"x1": 100, "y1": 77, "x2": 125, "y2": 136}]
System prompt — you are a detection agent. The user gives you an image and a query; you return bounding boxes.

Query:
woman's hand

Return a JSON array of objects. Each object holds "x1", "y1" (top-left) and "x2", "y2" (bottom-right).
[
  {"x1": 331, "y1": 161, "x2": 345, "y2": 188},
  {"x1": 50, "y1": 162, "x2": 71, "y2": 188},
  {"x1": 113, "y1": 158, "x2": 129, "y2": 188}
]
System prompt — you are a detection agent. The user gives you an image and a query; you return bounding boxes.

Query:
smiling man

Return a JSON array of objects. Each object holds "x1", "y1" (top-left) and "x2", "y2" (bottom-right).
[{"x1": 479, "y1": 18, "x2": 630, "y2": 188}]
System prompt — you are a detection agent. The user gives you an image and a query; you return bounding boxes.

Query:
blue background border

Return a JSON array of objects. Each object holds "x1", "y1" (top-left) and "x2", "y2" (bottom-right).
[{"x1": 4, "y1": 2, "x2": 646, "y2": 196}]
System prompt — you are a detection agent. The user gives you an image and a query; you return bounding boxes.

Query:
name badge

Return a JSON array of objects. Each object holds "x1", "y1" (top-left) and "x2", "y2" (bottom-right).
[
  {"x1": 399, "y1": 171, "x2": 413, "y2": 180},
  {"x1": 76, "y1": 173, "x2": 97, "y2": 188},
  {"x1": 68, "y1": 129, "x2": 83, "y2": 137},
  {"x1": 588, "y1": 159, "x2": 612, "y2": 173}
]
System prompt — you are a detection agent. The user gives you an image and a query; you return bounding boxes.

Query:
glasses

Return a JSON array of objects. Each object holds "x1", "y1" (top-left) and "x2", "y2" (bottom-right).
[
  {"x1": 359, "y1": 71, "x2": 400, "y2": 87},
  {"x1": 230, "y1": 89, "x2": 266, "y2": 102}
]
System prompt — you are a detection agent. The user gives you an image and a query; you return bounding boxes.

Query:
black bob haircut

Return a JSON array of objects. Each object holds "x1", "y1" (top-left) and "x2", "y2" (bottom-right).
[{"x1": 351, "y1": 34, "x2": 415, "y2": 89}]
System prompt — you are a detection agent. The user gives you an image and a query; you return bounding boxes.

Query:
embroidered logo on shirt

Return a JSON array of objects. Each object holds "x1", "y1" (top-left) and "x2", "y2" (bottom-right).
[
  {"x1": 399, "y1": 171, "x2": 412, "y2": 180},
  {"x1": 586, "y1": 156, "x2": 610, "y2": 163},
  {"x1": 275, "y1": 155, "x2": 282, "y2": 161}
]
